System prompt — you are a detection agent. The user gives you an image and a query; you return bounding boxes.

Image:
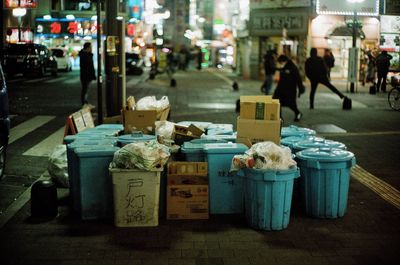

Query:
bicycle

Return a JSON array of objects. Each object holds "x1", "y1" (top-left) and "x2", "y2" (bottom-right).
[{"x1": 388, "y1": 75, "x2": 400, "y2": 111}]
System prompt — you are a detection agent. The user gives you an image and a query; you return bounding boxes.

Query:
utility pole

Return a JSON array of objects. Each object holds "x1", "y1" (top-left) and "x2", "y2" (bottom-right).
[
  {"x1": 105, "y1": 0, "x2": 122, "y2": 117},
  {"x1": 96, "y1": 0, "x2": 103, "y2": 124}
]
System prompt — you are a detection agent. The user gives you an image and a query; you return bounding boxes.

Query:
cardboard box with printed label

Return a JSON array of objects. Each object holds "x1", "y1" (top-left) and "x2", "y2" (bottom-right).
[
  {"x1": 240, "y1": 95, "x2": 280, "y2": 121},
  {"x1": 236, "y1": 117, "x2": 281, "y2": 147},
  {"x1": 167, "y1": 162, "x2": 208, "y2": 220}
]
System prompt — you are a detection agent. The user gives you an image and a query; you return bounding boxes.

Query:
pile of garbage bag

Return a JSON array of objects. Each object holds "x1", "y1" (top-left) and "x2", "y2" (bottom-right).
[
  {"x1": 231, "y1": 141, "x2": 296, "y2": 171},
  {"x1": 110, "y1": 140, "x2": 170, "y2": 171}
]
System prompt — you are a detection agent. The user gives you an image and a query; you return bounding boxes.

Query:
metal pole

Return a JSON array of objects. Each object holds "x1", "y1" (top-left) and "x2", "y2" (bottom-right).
[
  {"x1": 96, "y1": 0, "x2": 103, "y2": 124},
  {"x1": 350, "y1": 10, "x2": 357, "y2": 93},
  {"x1": 105, "y1": 0, "x2": 120, "y2": 116},
  {"x1": 18, "y1": 17, "x2": 21, "y2": 42},
  {"x1": 117, "y1": 19, "x2": 126, "y2": 107}
]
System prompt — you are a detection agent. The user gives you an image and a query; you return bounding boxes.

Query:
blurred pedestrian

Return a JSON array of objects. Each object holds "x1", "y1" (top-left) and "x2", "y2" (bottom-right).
[
  {"x1": 375, "y1": 50, "x2": 392, "y2": 92},
  {"x1": 323, "y1": 48, "x2": 335, "y2": 80},
  {"x1": 79, "y1": 42, "x2": 96, "y2": 108},
  {"x1": 366, "y1": 51, "x2": 376, "y2": 84},
  {"x1": 273, "y1": 55, "x2": 305, "y2": 122},
  {"x1": 197, "y1": 46, "x2": 202, "y2": 70},
  {"x1": 305, "y1": 48, "x2": 348, "y2": 109},
  {"x1": 261, "y1": 50, "x2": 277, "y2": 95}
]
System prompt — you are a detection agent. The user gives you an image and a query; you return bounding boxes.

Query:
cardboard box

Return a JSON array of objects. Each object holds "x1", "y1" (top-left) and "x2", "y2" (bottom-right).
[
  {"x1": 240, "y1": 95, "x2": 280, "y2": 121},
  {"x1": 122, "y1": 107, "x2": 170, "y2": 134},
  {"x1": 236, "y1": 117, "x2": 281, "y2": 146},
  {"x1": 172, "y1": 124, "x2": 205, "y2": 145},
  {"x1": 103, "y1": 115, "x2": 123, "y2": 124},
  {"x1": 167, "y1": 162, "x2": 208, "y2": 220}
]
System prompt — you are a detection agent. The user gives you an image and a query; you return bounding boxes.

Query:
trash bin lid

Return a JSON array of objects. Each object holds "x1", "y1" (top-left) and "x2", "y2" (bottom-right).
[
  {"x1": 296, "y1": 148, "x2": 354, "y2": 162},
  {"x1": 201, "y1": 133, "x2": 236, "y2": 142},
  {"x1": 75, "y1": 146, "x2": 120, "y2": 157},
  {"x1": 293, "y1": 138, "x2": 346, "y2": 151},
  {"x1": 281, "y1": 135, "x2": 323, "y2": 148},
  {"x1": 207, "y1": 124, "x2": 234, "y2": 135},
  {"x1": 281, "y1": 125, "x2": 316, "y2": 138},
  {"x1": 117, "y1": 132, "x2": 156, "y2": 144},
  {"x1": 203, "y1": 143, "x2": 248, "y2": 154},
  {"x1": 68, "y1": 138, "x2": 117, "y2": 149},
  {"x1": 95, "y1": 124, "x2": 124, "y2": 130},
  {"x1": 190, "y1": 138, "x2": 227, "y2": 144}
]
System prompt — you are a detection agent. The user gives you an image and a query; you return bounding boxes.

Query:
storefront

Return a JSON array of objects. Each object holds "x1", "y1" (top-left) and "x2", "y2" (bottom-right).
[
  {"x1": 380, "y1": 15, "x2": 400, "y2": 71},
  {"x1": 311, "y1": 0, "x2": 380, "y2": 79},
  {"x1": 249, "y1": 6, "x2": 310, "y2": 80}
]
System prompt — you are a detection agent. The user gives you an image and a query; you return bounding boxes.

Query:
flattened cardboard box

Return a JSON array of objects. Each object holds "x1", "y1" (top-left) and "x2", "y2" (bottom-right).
[
  {"x1": 167, "y1": 162, "x2": 208, "y2": 220},
  {"x1": 236, "y1": 117, "x2": 281, "y2": 146},
  {"x1": 240, "y1": 95, "x2": 280, "y2": 121}
]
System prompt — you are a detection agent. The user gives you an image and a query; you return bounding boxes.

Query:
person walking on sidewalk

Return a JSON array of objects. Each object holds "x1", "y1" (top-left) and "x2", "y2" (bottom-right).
[
  {"x1": 261, "y1": 50, "x2": 277, "y2": 95},
  {"x1": 305, "y1": 48, "x2": 348, "y2": 109},
  {"x1": 79, "y1": 42, "x2": 96, "y2": 108},
  {"x1": 375, "y1": 50, "x2": 392, "y2": 92},
  {"x1": 273, "y1": 55, "x2": 305, "y2": 122}
]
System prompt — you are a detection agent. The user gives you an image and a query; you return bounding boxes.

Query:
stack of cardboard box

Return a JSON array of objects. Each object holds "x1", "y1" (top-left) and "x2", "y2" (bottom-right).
[
  {"x1": 166, "y1": 162, "x2": 209, "y2": 220},
  {"x1": 236, "y1": 95, "x2": 281, "y2": 147}
]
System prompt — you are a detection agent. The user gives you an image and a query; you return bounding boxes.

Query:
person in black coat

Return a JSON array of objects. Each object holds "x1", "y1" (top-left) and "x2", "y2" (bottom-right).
[
  {"x1": 273, "y1": 55, "x2": 305, "y2": 122},
  {"x1": 375, "y1": 50, "x2": 392, "y2": 92},
  {"x1": 79, "y1": 42, "x2": 96, "y2": 107},
  {"x1": 305, "y1": 48, "x2": 346, "y2": 109}
]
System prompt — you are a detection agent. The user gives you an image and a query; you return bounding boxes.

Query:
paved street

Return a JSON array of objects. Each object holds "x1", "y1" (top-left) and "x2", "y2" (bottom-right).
[{"x1": 0, "y1": 67, "x2": 399, "y2": 265}]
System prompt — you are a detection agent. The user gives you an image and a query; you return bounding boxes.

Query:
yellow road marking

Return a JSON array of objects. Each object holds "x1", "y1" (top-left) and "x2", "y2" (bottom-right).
[{"x1": 352, "y1": 165, "x2": 400, "y2": 209}]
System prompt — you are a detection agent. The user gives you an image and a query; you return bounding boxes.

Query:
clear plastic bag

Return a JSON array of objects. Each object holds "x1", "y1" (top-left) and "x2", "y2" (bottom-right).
[
  {"x1": 231, "y1": 141, "x2": 296, "y2": 171},
  {"x1": 47, "y1": 145, "x2": 69, "y2": 187},
  {"x1": 155, "y1": 120, "x2": 175, "y2": 140},
  {"x1": 110, "y1": 140, "x2": 170, "y2": 171},
  {"x1": 136, "y1": 96, "x2": 170, "y2": 112}
]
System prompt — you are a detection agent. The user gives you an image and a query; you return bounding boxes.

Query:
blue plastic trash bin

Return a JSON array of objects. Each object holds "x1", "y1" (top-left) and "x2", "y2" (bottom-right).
[
  {"x1": 280, "y1": 135, "x2": 324, "y2": 151},
  {"x1": 67, "y1": 139, "x2": 117, "y2": 212},
  {"x1": 201, "y1": 132, "x2": 237, "y2": 143},
  {"x1": 296, "y1": 148, "x2": 356, "y2": 218},
  {"x1": 75, "y1": 146, "x2": 120, "y2": 220},
  {"x1": 181, "y1": 139, "x2": 227, "y2": 162},
  {"x1": 242, "y1": 167, "x2": 300, "y2": 231},
  {"x1": 292, "y1": 138, "x2": 346, "y2": 154},
  {"x1": 117, "y1": 132, "x2": 157, "y2": 147},
  {"x1": 203, "y1": 143, "x2": 248, "y2": 214},
  {"x1": 95, "y1": 124, "x2": 123, "y2": 136},
  {"x1": 206, "y1": 124, "x2": 234, "y2": 135},
  {"x1": 281, "y1": 125, "x2": 316, "y2": 138}
]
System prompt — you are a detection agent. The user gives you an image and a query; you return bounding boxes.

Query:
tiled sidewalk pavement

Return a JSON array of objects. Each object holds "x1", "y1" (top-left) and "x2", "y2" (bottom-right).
[{"x1": 0, "y1": 178, "x2": 399, "y2": 265}]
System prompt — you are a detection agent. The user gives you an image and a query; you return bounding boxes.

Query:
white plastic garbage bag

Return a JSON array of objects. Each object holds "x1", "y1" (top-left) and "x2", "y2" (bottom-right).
[
  {"x1": 110, "y1": 140, "x2": 170, "y2": 171},
  {"x1": 47, "y1": 144, "x2": 69, "y2": 187},
  {"x1": 155, "y1": 120, "x2": 175, "y2": 140},
  {"x1": 136, "y1": 96, "x2": 170, "y2": 112},
  {"x1": 232, "y1": 141, "x2": 296, "y2": 171}
]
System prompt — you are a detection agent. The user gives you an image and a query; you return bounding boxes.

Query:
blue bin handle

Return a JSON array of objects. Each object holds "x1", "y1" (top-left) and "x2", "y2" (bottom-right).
[
  {"x1": 307, "y1": 159, "x2": 321, "y2": 169},
  {"x1": 131, "y1": 131, "x2": 144, "y2": 138},
  {"x1": 348, "y1": 157, "x2": 356, "y2": 168}
]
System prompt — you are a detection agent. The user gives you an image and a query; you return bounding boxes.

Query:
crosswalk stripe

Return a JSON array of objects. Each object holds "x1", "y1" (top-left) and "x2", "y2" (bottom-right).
[
  {"x1": 23, "y1": 126, "x2": 65, "y2": 157},
  {"x1": 9, "y1": 115, "x2": 56, "y2": 144}
]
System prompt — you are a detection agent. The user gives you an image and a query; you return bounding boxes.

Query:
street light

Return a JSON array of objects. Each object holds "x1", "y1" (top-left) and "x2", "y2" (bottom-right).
[
  {"x1": 12, "y1": 8, "x2": 27, "y2": 42},
  {"x1": 347, "y1": 0, "x2": 365, "y2": 93}
]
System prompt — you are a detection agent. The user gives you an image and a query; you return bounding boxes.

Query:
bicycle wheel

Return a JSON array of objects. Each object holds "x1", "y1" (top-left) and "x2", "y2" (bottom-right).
[{"x1": 388, "y1": 87, "x2": 400, "y2": 111}]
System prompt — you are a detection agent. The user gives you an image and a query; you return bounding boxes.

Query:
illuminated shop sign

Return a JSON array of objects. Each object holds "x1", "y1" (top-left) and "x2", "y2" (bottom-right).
[
  {"x1": 35, "y1": 18, "x2": 137, "y2": 38},
  {"x1": 35, "y1": 18, "x2": 100, "y2": 37},
  {"x1": 6, "y1": 28, "x2": 34, "y2": 43},
  {"x1": 5, "y1": 0, "x2": 37, "y2": 8},
  {"x1": 316, "y1": 0, "x2": 379, "y2": 16}
]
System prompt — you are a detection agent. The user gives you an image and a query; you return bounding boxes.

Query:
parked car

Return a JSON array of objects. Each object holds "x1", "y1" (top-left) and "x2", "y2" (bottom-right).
[
  {"x1": 51, "y1": 48, "x2": 72, "y2": 72},
  {"x1": 126, "y1": 52, "x2": 144, "y2": 75},
  {"x1": 0, "y1": 63, "x2": 9, "y2": 180},
  {"x1": 3, "y1": 43, "x2": 58, "y2": 77}
]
